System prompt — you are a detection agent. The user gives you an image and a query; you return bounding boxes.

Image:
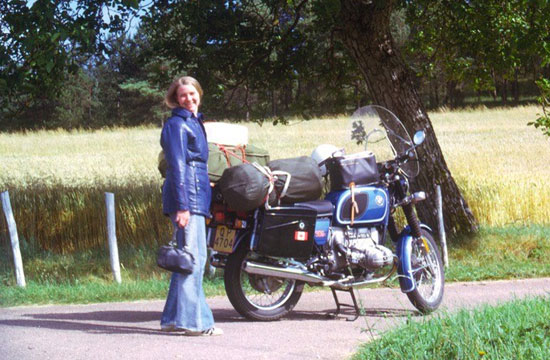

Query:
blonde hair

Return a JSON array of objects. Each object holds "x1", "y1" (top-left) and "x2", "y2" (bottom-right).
[{"x1": 164, "y1": 76, "x2": 204, "y2": 109}]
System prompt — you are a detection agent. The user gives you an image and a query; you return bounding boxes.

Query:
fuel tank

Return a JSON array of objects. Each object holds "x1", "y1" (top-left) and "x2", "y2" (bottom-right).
[{"x1": 325, "y1": 185, "x2": 389, "y2": 226}]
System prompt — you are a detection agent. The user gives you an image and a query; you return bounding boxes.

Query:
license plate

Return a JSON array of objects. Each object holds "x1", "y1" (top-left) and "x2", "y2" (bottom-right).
[{"x1": 213, "y1": 225, "x2": 237, "y2": 253}]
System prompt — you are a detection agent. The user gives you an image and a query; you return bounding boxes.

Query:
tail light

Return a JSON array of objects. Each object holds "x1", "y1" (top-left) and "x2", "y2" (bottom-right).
[{"x1": 214, "y1": 211, "x2": 225, "y2": 223}]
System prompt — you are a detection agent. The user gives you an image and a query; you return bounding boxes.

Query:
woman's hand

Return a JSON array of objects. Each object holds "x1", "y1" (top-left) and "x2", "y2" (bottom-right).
[{"x1": 175, "y1": 210, "x2": 190, "y2": 228}]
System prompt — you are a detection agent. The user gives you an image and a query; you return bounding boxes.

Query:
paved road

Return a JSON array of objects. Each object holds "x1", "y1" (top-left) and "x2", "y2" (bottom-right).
[{"x1": 1, "y1": 277, "x2": 549, "y2": 360}]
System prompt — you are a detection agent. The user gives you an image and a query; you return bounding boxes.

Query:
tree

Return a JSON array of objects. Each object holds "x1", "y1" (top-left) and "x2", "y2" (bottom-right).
[
  {"x1": 138, "y1": 0, "x2": 477, "y2": 234},
  {"x1": 90, "y1": 33, "x2": 166, "y2": 127},
  {"x1": 0, "y1": 0, "x2": 139, "y2": 128},
  {"x1": 138, "y1": 0, "x2": 477, "y2": 235},
  {"x1": 2, "y1": 0, "x2": 479, "y2": 234},
  {"x1": 403, "y1": 0, "x2": 550, "y2": 107},
  {"x1": 332, "y1": 0, "x2": 477, "y2": 234},
  {"x1": 140, "y1": 0, "x2": 365, "y2": 120}
]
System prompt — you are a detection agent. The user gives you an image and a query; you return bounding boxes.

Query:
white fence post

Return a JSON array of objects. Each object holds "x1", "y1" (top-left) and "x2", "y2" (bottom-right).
[
  {"x1": 105, "y1": 192, "x2": 122, "y2": 284},
  {"x1": 436, "y1": 185, "x2": 449, "y2": 267},
  {"x1": 1, "y1": 191, "x2": 26, "y2": 287}
]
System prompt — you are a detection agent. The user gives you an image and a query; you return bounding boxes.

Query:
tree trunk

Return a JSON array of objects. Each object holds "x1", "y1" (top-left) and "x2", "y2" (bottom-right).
[
  {"x1": 337, "y1": 0, "x2": 478, "y2": 236},
  {"x1": 513, "y1": 69, "x2": 520, "y2": 104},
  {"x1": 446, "y1": 80, "x2": 457, "y2": 108},
  {"x1": 501, "y1": 79, "x2": 508, "y2": 104},
  {"x1": 430, "y1": 77, "x2": 440, "y2": 109},
  {"x1": 491, "y1": 69, "x2": 498, "y2": 101}
]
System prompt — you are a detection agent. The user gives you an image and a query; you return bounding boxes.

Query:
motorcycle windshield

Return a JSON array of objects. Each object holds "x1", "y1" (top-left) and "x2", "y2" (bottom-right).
[{"x1": 350, "y1": 105, "x2": 419, "y2": 178}]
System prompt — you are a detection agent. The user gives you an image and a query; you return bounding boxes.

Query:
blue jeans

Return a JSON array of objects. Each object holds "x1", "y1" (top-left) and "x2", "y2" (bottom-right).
[{"x1": 160, "y1": 213, "x2": 215, "y2": 331}]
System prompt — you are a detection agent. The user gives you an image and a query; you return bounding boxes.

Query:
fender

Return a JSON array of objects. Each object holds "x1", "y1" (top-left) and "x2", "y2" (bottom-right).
[
  {"x1": 395, "y1": 224, "x2": 432, "y2": 293},
  {"x1": 233, "y1": 229, "x2": 251, "y2": 252}
]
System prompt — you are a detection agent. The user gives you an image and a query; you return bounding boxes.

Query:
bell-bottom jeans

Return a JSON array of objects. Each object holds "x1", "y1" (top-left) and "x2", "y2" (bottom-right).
[{"x1": 160, "y1": 213, "x2": 215, "y2": 331}]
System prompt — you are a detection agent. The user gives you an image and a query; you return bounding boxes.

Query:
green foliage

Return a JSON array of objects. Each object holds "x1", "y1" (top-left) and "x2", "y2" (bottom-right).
[
  {"x1": 2, "y1": 0, "x2": 549, "y2": 128},
  {"x1": 402, "y1": 0, "x2": 550, "y2": 107},
  {"x1": 528, "y1": 78, "x2": 550, "y2": 137},
  {"x1": 51, "y1": 70, "x2": 99, "y2": 128},
  {"x1": 89, "y1": 32, "x2": 167, "y2": 128},
  {"x1": 353, "y1": 297, "x2": 550, "y2": 360},
  {"x1": 141, "y1": 0, "x2": 365, "y2": 120},
  {"x1": 0, "y1": 0, "x2": 138, "y2": 128}
]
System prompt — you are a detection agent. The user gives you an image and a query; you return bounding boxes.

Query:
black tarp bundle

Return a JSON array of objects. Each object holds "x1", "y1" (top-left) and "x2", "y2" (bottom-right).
[
  {"x1": 268, "y1": 156, "x2": 323, "y2": 205},
  {"x1": 218, "y1": 163, "x2": 270, "y2": 212},
  {"x1": 218, "y1": 156, "x2": 323, "y2": 211}
]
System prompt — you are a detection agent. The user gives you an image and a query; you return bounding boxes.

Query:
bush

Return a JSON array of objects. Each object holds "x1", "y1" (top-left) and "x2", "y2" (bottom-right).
[{"x1": 528, "y1": 78, "x2": 550, "y2": 137}]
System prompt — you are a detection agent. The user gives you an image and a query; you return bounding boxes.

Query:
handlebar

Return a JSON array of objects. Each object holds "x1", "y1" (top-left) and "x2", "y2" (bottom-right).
[{"x1": 378, "y1": 148, "x2": 417, "y2": 181}]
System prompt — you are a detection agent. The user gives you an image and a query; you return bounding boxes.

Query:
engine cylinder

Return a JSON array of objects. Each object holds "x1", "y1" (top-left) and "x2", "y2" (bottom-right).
[{"x1": 327, "y1": 226, "x2": 393, "y2": 271}]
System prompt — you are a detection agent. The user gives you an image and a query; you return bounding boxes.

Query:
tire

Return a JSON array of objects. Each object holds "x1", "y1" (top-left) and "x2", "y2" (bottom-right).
[
  {"x1": 224, "y1": 246, "x2": 304, "y2": 321},
  {"x1": 406, "y1": 229, "x2": 445, "y2": 314}
]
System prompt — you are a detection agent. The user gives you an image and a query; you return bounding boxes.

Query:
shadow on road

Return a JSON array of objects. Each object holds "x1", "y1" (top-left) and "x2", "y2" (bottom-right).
[
  {"x1": 0, "y1": 317, "x2": 165, "y2": 335},
  {"x1": 0, "y1": 304, "x2": 418, "y2": 336},
  {"x1": 23, "y1": 310, "x2": 160, "y2": 323},
  {"x1": 0, "y1": 308, "x2": 267, "y2": 334}
]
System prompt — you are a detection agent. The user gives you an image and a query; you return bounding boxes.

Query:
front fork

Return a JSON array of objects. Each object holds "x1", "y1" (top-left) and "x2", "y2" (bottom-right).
[{"x1": 393, "y1": 194, "x2": 431, "y2": 293}]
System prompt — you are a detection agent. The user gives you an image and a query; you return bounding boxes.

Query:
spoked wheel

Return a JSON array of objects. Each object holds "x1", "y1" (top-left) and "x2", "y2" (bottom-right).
[
  {"x1": 406, "y1": 230, "x2": 445, "y2": 314},
  {"x1": 224, "y1": 246, "x2": 304, "y2": 321}
]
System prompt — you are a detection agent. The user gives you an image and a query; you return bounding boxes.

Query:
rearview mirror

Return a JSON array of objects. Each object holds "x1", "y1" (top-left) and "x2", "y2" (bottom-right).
[{"x1": 413, "y1": 130, "x2": 426, "y2": 146}]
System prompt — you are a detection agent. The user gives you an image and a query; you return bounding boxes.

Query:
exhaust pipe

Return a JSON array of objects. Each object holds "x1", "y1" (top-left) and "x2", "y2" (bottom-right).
[
  {"x1": 243, "y1": 261, "x2": 333, "y2": 285},
  {"x1": 243, "y1": 260, "x2": 397, "y2": 289}
]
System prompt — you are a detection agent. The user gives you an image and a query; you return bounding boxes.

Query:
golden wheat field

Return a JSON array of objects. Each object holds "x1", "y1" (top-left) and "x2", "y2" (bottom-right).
[{"x1": 1, "y1": 105, "x2": 549, "y2": 252}]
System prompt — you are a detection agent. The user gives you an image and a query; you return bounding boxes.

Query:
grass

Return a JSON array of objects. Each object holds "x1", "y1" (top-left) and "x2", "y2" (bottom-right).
[
  {"x1": 352, "y1": 296, "x2": 550, "y2": 360},
  {"x1": 1, "y1": 105, "x2": 549, "y2": 307},
  {"x1": 0, "y1": 105, "x2": 547, "y2": 256},
  {"x1": 0, "y1": 182, "x2": 169, "y2": 253},
  {"x1": 0, "y1": 277, "x2": 226, "y2": 308},
  {"x1": 0, "y1": 240, "x2": 226, "y2": 307},
  {"x1": 1, "y1": 224, "x2": 549, "y2": 307},
  {"x1": 445, "y1": 225, "x2": 550, "y2": 281},
  {"x1": 1, "y1": 105, "x2": 548, "y2": 235}
]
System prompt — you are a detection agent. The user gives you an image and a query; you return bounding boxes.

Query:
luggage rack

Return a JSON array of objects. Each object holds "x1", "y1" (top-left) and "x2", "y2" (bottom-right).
[{"x1": 327, "y1": 287, "x2": 363, "y2": 321}]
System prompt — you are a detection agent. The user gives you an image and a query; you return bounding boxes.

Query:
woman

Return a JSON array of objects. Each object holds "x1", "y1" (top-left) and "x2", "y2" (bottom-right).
[{"x1": 159, "y1": 76, "x2": 222, "y2": 336}]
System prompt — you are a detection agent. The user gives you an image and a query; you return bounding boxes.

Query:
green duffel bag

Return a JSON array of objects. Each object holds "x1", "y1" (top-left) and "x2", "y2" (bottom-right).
[
  {"x1": 158, "y1": 143, "x2": 270, "y2": 182},
  {"x1": 246, "y1": 144, "x2": 271, "y2": 166},
  {"x1": 208, "y1": 143, "x2": 270, "y2": 182}
]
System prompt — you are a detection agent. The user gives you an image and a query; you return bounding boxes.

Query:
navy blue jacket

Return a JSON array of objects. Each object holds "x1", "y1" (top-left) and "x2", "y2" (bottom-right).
[{"x1": 161, "y1": 107, "x2": 211, "y2": 217}]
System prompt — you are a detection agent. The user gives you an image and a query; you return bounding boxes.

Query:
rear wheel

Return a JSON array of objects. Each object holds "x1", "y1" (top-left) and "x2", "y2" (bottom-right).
[
  {"x1": 224, "y1": 246, "x2": 304, "y2": 321},
  {"x1": 406, "y1": 230, "x2": 445, "y2": 314}
]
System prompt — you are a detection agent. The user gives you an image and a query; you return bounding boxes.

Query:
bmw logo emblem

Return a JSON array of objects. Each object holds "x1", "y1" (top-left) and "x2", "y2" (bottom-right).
[{"x1": 375, "y1": 195, "x2": 384, "y2": 206}]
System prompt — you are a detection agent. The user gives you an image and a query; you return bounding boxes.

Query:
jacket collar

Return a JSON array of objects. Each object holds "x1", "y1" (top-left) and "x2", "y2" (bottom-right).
[{"x1": 172, "y1": 107, "x2": 203, "y2": 121}]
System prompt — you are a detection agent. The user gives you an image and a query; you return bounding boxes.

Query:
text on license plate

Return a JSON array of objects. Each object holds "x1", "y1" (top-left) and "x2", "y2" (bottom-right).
[{"x1": 213, "y1": 225, "x2": 237, "y2": 253}]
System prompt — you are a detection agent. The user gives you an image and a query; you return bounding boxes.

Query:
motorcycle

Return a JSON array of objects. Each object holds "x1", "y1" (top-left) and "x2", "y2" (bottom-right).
[{"x1": 206, "y1": 105, "x2": 445, "y2": 321}]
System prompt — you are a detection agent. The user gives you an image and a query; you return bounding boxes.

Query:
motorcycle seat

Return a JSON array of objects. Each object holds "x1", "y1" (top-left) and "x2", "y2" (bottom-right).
[{"x1": 293, "y1": 200, "x2": 334, "y2": 217}]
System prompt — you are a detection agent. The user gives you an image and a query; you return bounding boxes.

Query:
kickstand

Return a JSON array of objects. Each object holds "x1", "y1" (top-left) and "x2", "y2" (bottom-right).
[{"x1": 327, "y1": 287, "x2": 362, "y2": 321}]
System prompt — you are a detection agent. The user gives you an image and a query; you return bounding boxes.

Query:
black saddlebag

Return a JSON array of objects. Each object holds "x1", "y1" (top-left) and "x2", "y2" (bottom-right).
[
  {"x1": 254, "y1": 207, "x2": 316, "y2": 259},
  {"x1": 326, "y1": 152, "x2": 379, "y2": 190},
  {"x1": 268, "y1": 156, "x2": 323, "y2": 205},
  {"x1": 218, "y1": 163, "x2": 269, "y2": 212}
]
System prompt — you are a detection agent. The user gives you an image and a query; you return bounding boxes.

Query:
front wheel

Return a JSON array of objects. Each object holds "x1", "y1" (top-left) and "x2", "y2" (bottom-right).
[
  {"x1": 406, "y1": 230, "x2": 445, "y2": 314},
  {"x1": 224, "y1": 246, "x2": 304, "y2": 321}
]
